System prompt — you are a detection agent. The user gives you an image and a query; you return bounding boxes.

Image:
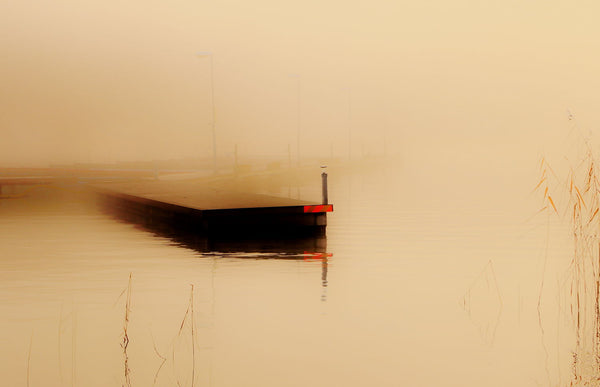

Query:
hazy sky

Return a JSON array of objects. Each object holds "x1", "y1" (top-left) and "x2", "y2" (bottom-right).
[{"x1": 2, "y1": 0, "x2": 600, "y2": 167}]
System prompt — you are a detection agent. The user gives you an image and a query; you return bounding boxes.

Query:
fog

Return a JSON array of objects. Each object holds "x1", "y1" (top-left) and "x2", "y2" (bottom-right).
[
  {"x1": 2, "y1": 0, "x2": 600, "y2": 170},
  {"x1": 5, "y1": 3, "x2": 600, "y2": 385}
]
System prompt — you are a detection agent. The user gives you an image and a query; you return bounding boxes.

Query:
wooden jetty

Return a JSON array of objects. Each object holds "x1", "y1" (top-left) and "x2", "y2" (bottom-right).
[
  {"x1": 0, "y1": 166, "x2": 334, "y2": 241},
  {"x1": 92, "y1": 177, "x2": 333, "y2": 239}
]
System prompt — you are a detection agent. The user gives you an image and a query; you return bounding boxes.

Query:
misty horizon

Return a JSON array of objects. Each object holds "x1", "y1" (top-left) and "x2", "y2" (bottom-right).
[{"x1": 2, "y1": 0, "x2": 598, "y2": 170}]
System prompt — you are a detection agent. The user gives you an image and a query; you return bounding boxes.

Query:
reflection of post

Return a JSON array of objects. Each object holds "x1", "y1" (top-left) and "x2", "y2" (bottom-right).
[{"x1": 321, "y1": 256, "x2": 328, "y2": 302}]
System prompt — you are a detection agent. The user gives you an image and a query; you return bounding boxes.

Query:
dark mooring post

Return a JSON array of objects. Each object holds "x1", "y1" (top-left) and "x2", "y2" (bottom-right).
[{"x1": 321, "y1": 166, "x2": 328, "y2": 205}]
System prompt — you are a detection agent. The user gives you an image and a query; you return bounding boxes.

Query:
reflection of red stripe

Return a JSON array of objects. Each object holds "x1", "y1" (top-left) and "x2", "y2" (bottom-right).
[
  {"x1": 303, "y1": 205, "x2": 333, "y2": 213},
  {"x1": 303, "y1": 251, "x2": 333, "y2": 261}
]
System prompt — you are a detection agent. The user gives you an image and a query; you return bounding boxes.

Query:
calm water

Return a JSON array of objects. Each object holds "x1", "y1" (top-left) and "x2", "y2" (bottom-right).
[{"x1": 0, "y1": 165, "x2": 580, "y2": 386}]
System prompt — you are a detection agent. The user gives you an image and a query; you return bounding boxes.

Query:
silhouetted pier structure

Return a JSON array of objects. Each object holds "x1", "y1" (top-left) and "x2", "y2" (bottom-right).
[
  {"x1": 93, "y1": 178, "x2": 332, "y2": 239},
  {"x1": 0, "y1": 167, "x2": 333, "y2": 241}
]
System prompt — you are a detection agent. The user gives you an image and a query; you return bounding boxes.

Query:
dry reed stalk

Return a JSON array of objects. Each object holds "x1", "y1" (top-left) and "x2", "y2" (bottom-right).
[
  {"x1": 57, "y1": 303, "x2": 73, "y2": 387},
  {"x1": 71, "y1": 304, "x2": 76, "y2": 387},
  {"x1": 26, "y1": 332, "x2": 33, "y2": 387},
  {"x1": 121, "y1": 273, "x2": 133, "y2": 387},
  {"x1": 56, "y1": 303, "x2": 76, "y2": 387},
  {"x1": 173, "y1": 284, "x2": 197, "y2": 387},
  {"x1": 536, "y1": 131, "x2": 600, "y2": 385},
  {"x1": 190, "y1": 285, "x2": 195, "y2": 387},
  {"x1": 150, "y1": 330, "x2": 167, "y2": 386},
  {"x1": 58, "y1": 304, "x2": 63, "y2": 385},
  {"x1": 461, "y1": 260, "x2": 503, "y2": 345}
]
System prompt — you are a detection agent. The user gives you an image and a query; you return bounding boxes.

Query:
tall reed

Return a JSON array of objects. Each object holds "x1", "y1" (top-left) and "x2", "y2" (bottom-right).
[
  {"x1": 536, "y1": 134, "x2": 600, "y2": 385},
  {"x1": 114, "y1": 275, "x2": 199, "y2": 387},
  {"x1": 173, "y1": 285, "x2": 197, "y2": 387},
  {"x1": 120, "y1": 273, "x2": 133, "y2": 387}
]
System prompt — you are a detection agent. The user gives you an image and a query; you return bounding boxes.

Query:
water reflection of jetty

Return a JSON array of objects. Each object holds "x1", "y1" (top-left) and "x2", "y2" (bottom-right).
[
  {"x1": 1, "y1": 165, "x2": 334, "y2": 238},
  {"x1": 94, "y1": 177, "x2": 332, "y2": 239}
]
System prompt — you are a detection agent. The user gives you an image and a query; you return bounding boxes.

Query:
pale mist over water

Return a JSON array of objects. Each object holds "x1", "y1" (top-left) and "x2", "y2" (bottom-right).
[
  {"x1": 0, "y1": 160, "x2": 587, "y2": 386},
  {"x1": 2, "y1": 0, "x2": 600, "y2": 385}
]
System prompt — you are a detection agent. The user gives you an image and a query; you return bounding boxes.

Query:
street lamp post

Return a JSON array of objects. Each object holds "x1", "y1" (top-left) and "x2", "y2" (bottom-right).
[
  {"x1": 197, "y1": 51, "x2": 217, "y2": 174},
  {"x1": 289, "y1": 74, "x2": 301, "y2": 167},
  {"x1": 345, "y1": 87, "x2": 352, "y2": 162}
]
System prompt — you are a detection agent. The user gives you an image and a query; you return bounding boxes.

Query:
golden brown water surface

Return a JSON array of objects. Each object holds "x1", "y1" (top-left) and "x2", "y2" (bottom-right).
[{"x1": 0, "y1": 167, "x2": 580, "y2": 386}]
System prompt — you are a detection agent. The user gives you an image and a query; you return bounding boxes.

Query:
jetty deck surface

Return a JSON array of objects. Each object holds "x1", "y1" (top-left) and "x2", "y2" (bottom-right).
[
  {"x1": 92, "y1": 178, "x2": 316, "y2": 210},
  {"x1": 1, "y1": 167, "x2": 333, "y2": 241},
  {"x1": 91, "y1": 176, "x2": 331, "y2": 239}
]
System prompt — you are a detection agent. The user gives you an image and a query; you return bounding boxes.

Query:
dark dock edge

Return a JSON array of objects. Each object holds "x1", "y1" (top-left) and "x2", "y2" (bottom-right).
[{"x1": 93, "y1": 188, "x2": 330, "y2": 243}]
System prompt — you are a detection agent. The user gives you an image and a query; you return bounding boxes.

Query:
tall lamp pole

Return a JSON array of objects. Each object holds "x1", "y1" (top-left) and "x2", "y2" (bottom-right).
[
  {"x1": 197, "y1": 51, "x2": 217, "y2": 174},
  {"x1": 345, "y1": 87, "x2": 352, "y2": 162},
  {"x1": 289, "y1": 74, "x2": 301, "y2": 167}
]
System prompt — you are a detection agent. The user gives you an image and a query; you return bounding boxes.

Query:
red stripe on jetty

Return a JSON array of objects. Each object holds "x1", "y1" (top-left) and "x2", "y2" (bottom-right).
[{"x1": 303, "y1": 205, "x2": 333, "y2": 213}]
